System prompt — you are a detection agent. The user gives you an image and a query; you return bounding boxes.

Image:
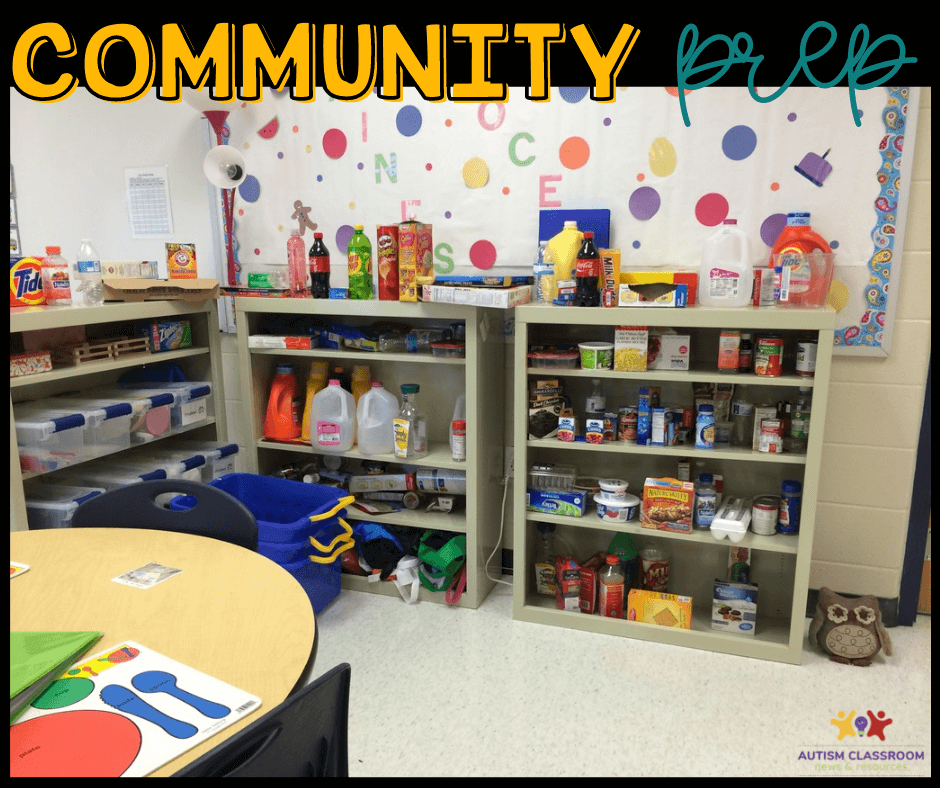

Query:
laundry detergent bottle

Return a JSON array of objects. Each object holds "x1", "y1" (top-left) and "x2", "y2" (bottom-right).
[
  {"x1": 264, "y1": 364, "x2": 302, "y2": 441},
  {"x1": 700, "y1": 219, "x2": 753, "y2": 307},
  {"x1": 769, "y1": 212, "x2": 832, "y2": 307},
  {"x1": 311, "y1": 379, "x2": 356, "y2": 453}
]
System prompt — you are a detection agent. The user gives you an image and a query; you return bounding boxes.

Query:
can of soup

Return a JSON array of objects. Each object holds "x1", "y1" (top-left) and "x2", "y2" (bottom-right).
[
  {"x1": 754, "y1": 334, "x2": 784, "y2": 377},
  {"x1": 796, "y1": 339, "x2": 818, "y2": 378}
]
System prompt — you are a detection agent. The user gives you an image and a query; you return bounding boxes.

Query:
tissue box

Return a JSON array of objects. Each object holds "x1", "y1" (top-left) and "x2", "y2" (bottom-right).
[{"x1": 712, "y1": 580, "x2": 758, "y2": 635}]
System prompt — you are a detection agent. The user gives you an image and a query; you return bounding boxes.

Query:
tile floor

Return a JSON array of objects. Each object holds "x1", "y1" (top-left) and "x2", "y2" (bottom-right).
[{"x1": 310, "y1": 581, "x2": 931, "y2": 777}]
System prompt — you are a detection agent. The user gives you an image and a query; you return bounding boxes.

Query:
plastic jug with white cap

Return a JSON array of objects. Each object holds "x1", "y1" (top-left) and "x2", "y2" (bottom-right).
[
  {"x1": 700, "y1": 219, "x2": 753, "y2": 307},
  {"x1": 356, "y1": 382, "x2": 399, "y2": 456},
  {"x1": 310, "y1": 379, "x2": 356, "y2": 452}
]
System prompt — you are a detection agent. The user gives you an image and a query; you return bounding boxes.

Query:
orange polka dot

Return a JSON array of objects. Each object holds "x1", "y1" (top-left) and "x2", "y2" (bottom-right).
[
  {"x1": 637, "y1": 173, "x2": 645, "y2": 182},
  {"x1": 664, "y1": 87, "x2": 692, "y2": 97},
  {"x1": 771, "y1": 182, "x2": 780, "y2": 191},
  {"x1": 292, "y1": 125, "x2": 299, "y2": 133},
  {"x1": 502, "y1": 187, "x2": 510, "y2": 195},
  {"x1": 559, "y1": 137, "x2": 590, "y2": 170},
  {"x1": 445, "y1": 119, "x2": 452, "y2": 127}
]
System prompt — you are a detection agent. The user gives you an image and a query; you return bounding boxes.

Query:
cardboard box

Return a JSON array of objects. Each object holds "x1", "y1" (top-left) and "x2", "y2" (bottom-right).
[
  {"x1": 136, "y1": 320, "x2": 192, "y2": 352},
  {"x1": 348, "y1": 473, "x2": 417, "y2": 493},
  {"x1": 618, "y1": 282, "x2": 688, "y2": 307},
  {"x1": 647, "y1": 330, "x2": 691, "y2": 371},
  {"x1": 166, "y1": 243, "x2": 197, "y2": 279},
  {"x1": 636, "y1": 386, "x2": 661, "y2": 446},
  {"x1": 101, "y1": 261, "x2": 159, "y2": 279},
  {"x1": 579, "y1": 552, "x2": 607, "y2": 614},
  {"x1": 627, "y1": 588, "x2": 693, "y2": 628},
  {"x1": 554, "y1": 555, "x2": 582, "y2": 611},
  {"x1": 712, "y1": 580, "x2": 758, "y2": 635},
  {"x1": 620, "y1": 270, "x2": 698, "y2": 305},
  {"x1": 641, "y1": 476, "x2": 695, "y2": 533},
  {"x1": 614, "y1": 325, "x2": 648, "y2": 372},
  {"x1": 420, "y1": 284, "x2": 531, "y2": 308},
  {"x1": 557, "y1": 407, "x2": 577, "y2": 442},
  {"x1": 600, "y1": 248, "x2": 621, "y2": 305},
  {"x1": 10, "y1": 350, "x2": 52, "y2": 378},
  {"x1": 103, "y1": 278, "x2": 219, "y2": 302}
]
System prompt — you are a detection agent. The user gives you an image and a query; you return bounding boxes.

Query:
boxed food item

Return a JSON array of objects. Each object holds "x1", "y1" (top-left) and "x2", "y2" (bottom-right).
[
  {"x1": 641, "y1": 476, "x2": 695, "y2": 533},
  {"x1": 136, "y1": 320, "x2": 192, "y2": 352},
  {"x1": 647, "y1": 329, "x2": 691, "y2": 371},
  {"x1": 10, "y1": 350, "x2": 52, "y2": 378},
  {"x1": 102, "y1": 261, "x2": 159, "y2": 279},
  {"x1": 579, "y1": 552, "x2": 607, "y2": 614},
  {"x1": 600, "y1": 248, "x2": 621, "y2": 305},
  {"x1": 526, "y1": 488, "x2": 587, "y2": 517},
  {"x1": 636, "y1": 386, "x2": 661, "y2": 446},
  {"x1": 528, "y1": 379, "x2": 564, "y2": 440},
  {"x1": 421, "y1": 284, "x2": 531, "y2": 308},
  {"x1": 348, "y1": 473, "x2": 417, "y2": 493},
  {"x1": 166, "y1": 243, "x2": 197, "y2": 279},
  {"x1": 627, "y1": 588, "x2": 693, "y2": 629},
  {"x1": 555, "y1": 554, "x2": 582, "y2": 611},
  {"x1": 399, "y1": 220, "x2": 433, "y2": 301},
  {"x1": 618, "y1": 283, "x2": 687, "y2": 308},
  {"x1": 619, "y1": 270, "x2": 699, "y2": 305},
  {"x1": 712, "y1": 580, "x2": 758, "y2": 635},
  {"x1": 614, "y1": 325, "x2": 648, "y2": 372},
  {"x1": 10, "y1": 256, "x2": 45, "y2": 307}
]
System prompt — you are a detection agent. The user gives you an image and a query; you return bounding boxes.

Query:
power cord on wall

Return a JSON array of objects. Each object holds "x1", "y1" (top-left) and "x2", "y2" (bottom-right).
[{"x1": 484, "y1": 475, "x2": 513, "y2": 587}]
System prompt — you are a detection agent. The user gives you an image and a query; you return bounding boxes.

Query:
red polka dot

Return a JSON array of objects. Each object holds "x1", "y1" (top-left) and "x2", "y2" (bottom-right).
[
  {"x1": 694, "y1": 193, "x2": 730, "y2": 226},
  {"x1": 469, "y1": 239, "x2": 497, "y2": 270},
  {"x1": 322, "y1": 129, "x2": 347, "y2": 159},
  {"x1": 292, "y1": 125, "x2": 299, "y2": 133},
  {"x1": 238, "y1": 209, "x2": 244, "y2": 216},
  {"x1": 445, "y1": 119, "x2": 452, "y2": 127},
  {"x1": 254, "y1": 248, "x2": 261, "y2": 255},
  {"x1": 426, "y1": 163, "x2": 433, "y2": 171}
]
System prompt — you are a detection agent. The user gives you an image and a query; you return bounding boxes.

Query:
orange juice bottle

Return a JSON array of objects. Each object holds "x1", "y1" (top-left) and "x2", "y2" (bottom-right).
[
  {"x1": 301, "y1": 360, "x2": 329, "y2": 443},
  {"x1": 265, "y1": 364, "x2": 301, "y2": 441}
]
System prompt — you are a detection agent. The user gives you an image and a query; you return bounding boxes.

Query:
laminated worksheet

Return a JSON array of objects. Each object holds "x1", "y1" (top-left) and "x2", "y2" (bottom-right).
[{"x1": 10, "y1": 641, "x2": 261, "y2": 777}]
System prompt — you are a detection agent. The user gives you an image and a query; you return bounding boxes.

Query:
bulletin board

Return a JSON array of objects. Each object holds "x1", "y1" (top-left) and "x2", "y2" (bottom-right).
[{"x1": 221, "y1": 85, "x2": 919, "y2": 356}]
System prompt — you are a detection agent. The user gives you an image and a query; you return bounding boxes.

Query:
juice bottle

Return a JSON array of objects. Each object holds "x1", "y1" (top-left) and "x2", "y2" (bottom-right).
[
  {"x1": 545, "y1": 221, "x2": 583, "y2": 289},
  {"x1": 574, "y1": 231, "x2": 600, "y2": 307},
  {"x1": 599, "y1": 554, "x2": 625, "y2": 618},
  {"x1": 264, "y1": 364, "x2": 301, "y2": 441},
  {"x1": 301, "y1": 360, "x2": 329, "y2": 443},
  {"x1": 41, "y1": 246, "x2": 72, "y2": 305},
  {"x1": 347, "y1": 225, "x2": 373, "y2": 300},
  {"x1": 700, "y1": 219, "x2": 753, "y2": 307},
  {"x1": 393, "y1": 384, "x2": 427, "y2": 459},
  {"x1": 769, "y1": 212, "x2": 832, "y2": 307}
]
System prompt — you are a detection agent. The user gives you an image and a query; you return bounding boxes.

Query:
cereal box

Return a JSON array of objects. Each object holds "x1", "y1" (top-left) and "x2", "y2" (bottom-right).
[
  {"x1": 641, "y1": 476, "x2": 695, "y2": 533},
  {"x1": 166, "y1": 243, "x2": 197, "y2": 279},
  {"x1": 627, "y1": 588, "x2": 693, "y2": 629},
  {"x1": 636, "y1": 386, "x2": 661, "y2": 446},
  {"x1": 398, "y1": 219, "x2": 433, "y2": 301},
  {"x1": 712, "y1": 580, "x2": 758, "y2": 635},
  {"x1": 614, "y1": 325, "x2": 648, "y2": 372}
]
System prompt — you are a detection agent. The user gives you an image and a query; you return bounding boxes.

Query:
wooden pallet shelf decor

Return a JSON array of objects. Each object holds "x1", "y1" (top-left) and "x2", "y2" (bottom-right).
[{"x1": 51, "y1": 336, "x2": 150, "y2": 367}]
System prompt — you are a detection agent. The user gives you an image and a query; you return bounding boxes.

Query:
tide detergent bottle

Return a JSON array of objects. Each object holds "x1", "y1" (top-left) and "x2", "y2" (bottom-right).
[{"x1": 264, "y1": 364, "x2": 301, "y2": 441}]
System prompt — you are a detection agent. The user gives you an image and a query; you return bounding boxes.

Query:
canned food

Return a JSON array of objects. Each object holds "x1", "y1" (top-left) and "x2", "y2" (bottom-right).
[
  {"x1": 751, "y1": 495, "x2": 779, "y2": 535},
  {"x1": 754, "y1": 335, "x2": 784, "y2": 377},
  {"x1": 603, "y1": 411, "x2": 618, "y2": 442},
  {"x1": 759, "y1": 419, "x2": 784, "y2": 453},
  {"x1": 618, "y1": 406, "x2": 638, "y2": 442},
  {"x1": 796, "y1": 339, "x2": 818, "y2": 378},
  {"x1": 778, "y1": 480, "x2": 802, "y2": 534}
]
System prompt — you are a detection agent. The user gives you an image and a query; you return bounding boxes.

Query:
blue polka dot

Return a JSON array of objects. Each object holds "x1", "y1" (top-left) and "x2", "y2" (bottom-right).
[
  {"x1": 830, "y1": 240, "x2": 840, "y2": 249},
  {"x1": 238, "y1": 175, "x2": 261, "y2": 203},
  {"x1": 559, "y1": 86, "x2": 589, "y2": 103},
  {"x1": 632, "y1": 240, "x2": 641, "y2": 249},
  {"x1": 317, "y1": 175, "x2": 323, "y2": 182},
  {"x1": 396, "y1": 106, "x2": 422, "y2": 137},
  {"x1": 722, "y1": 125, "x2": 758, "y2": 160}
]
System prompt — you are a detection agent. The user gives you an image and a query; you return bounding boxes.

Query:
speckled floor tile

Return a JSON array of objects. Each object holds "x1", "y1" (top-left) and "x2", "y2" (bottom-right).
[{"x1": 309, "y1": 582, "x2": 931, "y2": 777}]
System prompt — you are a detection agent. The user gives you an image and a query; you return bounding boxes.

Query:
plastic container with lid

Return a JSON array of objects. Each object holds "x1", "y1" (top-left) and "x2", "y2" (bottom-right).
[
  {"x1": 160, "y1": 440, "x2": 241, "y2": 482},
  {"x1": 125, "y1": 447, "x2": 208, "y2": 482},
  {"x1": 527, "y1": 350, "x2": 579, "y2": 369},
  {"x1": 578, "y1": 342, "x2": 613, "y2": 370},
  {"x1": 709, "y1": 497, "x2": 753, "y2": 542},
  {"x1": 429, "y1": 341, "x2": 466, "y2": 358},
  {"x1": 45, "y1": 393, "x2": 139, "y2": 458},
  {"x1": 597, "y1": 478, "x2": 628, "y2": 501},
  {"x1": 120, "y1": 381, "x2": 215, "y2": 432},
  {"x1": 700, "y1": 219, "x2": 754, "y2": 307},
  {"x1": 594, "y1": 492, "x2": 640, "y2": 522},
  {"x1": 529, "y1": 464, "x2": 576, "y2": 492},
  {"x1": 46, "y1": 456, "x2": 182, "y2": 491},
  {"x1": 14, "y1": 400, "x2": 93, "y2": 473},
  {"x1": 23, "y1": 483, "x2": 105, "y2": 530}
]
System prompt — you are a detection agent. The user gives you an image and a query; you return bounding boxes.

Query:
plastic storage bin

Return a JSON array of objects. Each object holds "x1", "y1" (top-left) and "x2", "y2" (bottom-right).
[
  {"x1": 24, "y1": 483, "x2": 105, "y2": 530},
  {"x1": 82, "y1": 385, "x2": 176, "y2": 444},
  {"x1": 46, "y1": 455, "x2": 188, "y2": 491},
  {"x1": 14, "y1": 401, "x2": 88, "y2": 473},
  {"x1": 120, "y1": 381, "x2": 214, "y2": 432},
  {"x1": 124, "y1": 447, "x2": 207, "y2": 482},
  {"x1": 46, "y1": 394, "x2": 137, "y2": 458},
  {"x1": 157, "y1": 441, "x2": 241, "y2": 483}
]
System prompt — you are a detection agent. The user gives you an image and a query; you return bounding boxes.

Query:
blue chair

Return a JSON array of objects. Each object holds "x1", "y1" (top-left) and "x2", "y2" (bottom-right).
[
  {"x1": 70, "y1": 479, "x2": 258, "y2": 551},
  {"x1": 174, "y1": 663, "x2": 351, "y2": 777}
]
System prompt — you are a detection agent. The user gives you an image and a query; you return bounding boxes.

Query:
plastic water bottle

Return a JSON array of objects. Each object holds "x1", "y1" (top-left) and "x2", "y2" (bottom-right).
[
  {"x1": 75, "y1": 238, "x2": 104, "y2": 307},
  {"x1": 287, "y1": 229, "x2": 308, "y2": 297},
  {"x1": 533, "y1": 241, "x2": 553, "y2": 303}
]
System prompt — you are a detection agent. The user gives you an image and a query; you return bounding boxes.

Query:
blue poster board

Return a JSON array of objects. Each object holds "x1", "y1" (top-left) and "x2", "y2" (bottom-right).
[{"x1": 539, "y1": 209, "x2": 611, "y2": 248}]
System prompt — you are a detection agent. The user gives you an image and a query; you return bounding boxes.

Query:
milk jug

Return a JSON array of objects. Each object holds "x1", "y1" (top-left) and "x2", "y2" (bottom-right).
[
  {"x1": 356, "y1": 382, "x2": 399, "y2": 456},
  {"x1": 700, "y1": 219, "x2": 753, "y2": 307},
  {"x1": 311, "y1": 380, "x2": 356, "y2": 452}
]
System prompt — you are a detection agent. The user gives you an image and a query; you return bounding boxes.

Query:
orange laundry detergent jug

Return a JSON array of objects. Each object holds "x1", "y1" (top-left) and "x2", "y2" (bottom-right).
[
  {"x1": 769, "y1": 212, "x2": 833, "y2": 307},
  {"x1": 265, "y1": 364, "x2": 302, "y2": 441}
]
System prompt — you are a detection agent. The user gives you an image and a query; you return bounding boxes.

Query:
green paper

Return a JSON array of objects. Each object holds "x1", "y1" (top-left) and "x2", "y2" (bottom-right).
[{"x1": 10, "y1": 631, "x2": 103, "y2": 724}]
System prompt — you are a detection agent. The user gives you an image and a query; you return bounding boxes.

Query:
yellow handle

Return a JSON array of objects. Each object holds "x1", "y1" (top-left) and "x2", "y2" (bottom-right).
[
  {"x1": 308, "y1": 518, "x2": 355, "y2": 563},
  {"x1": 308, "y1": 495, "x2": 355, "y2": 523}
]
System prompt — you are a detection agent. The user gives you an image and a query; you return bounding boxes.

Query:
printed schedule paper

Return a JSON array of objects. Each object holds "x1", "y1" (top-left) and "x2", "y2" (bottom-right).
[{"x1": 126, "y1": 166, "x2": 174, "y2": 238}]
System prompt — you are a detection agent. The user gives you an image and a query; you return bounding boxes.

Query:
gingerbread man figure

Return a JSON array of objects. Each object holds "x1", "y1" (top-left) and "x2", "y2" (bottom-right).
[{"x1": 291, "y1": 200, "x2": 317, "y2": 235}]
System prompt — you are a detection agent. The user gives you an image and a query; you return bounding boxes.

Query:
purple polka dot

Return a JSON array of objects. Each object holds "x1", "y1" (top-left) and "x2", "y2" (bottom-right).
[
  {"x1": 632, "y1": 240, "x2": 641, "y2": 249},
  {"x1": 444, "y1": 211, "x2": 452, "y2": 219},
  {"x1": 357, "y1": 162, "x2": 364, "y2": 170},
  {"x1": 277, "y1": 152, "x2": 284, "y2": 159},
  {"x1": 336, "y1": 225, "x2": 355, "y2": 255},
  {"x1": 629, "y1": 186, "x2": 661, "y2": 221},
  {"x1": 830, "y1": 240, "x2": 840, "y2": 249},
  {"x1": 722, "y1": 125, "x2": 757, "y2": 160},
  {"x1": 787, "y1": 113, "x2": 797, "y2": 122},
  {"x1": 760, "y1": 213, "x2": 788, "y2": 247},
  {"x1": 396, "y1": 106, "x2": 422, "y2": 137},
  {"x1": 316, "y1": 175, "x2": 323, "y2": 182},
  {"x1": 603, "y1": 118, "x2": 611, "y2": 126},
  {"x1": 238, "y1": 175, "x2": 261, "y2": 203},
  {"x1": 559, "y1": 86, "x2": 589, "y2": 103}
]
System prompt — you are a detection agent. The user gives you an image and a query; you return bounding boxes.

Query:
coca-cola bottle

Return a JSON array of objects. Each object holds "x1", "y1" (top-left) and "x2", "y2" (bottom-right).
[
  {"x1": 308, "y1": 232, "x2": 330, "y2": 299},
  {"x1": 574, "y1": 231, "x2": 600, "y2": 307}
]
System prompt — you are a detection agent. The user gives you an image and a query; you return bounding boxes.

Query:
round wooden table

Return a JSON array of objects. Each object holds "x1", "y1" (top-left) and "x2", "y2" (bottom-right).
[{"x1": 10, "y1": 528, "x2": 316, "y2": 777}]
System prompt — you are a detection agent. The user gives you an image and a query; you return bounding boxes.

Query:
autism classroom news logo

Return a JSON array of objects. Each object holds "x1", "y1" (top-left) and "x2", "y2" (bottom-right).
[{"x1": 830, "y1": 710, "x2": 893, "y2": 741}]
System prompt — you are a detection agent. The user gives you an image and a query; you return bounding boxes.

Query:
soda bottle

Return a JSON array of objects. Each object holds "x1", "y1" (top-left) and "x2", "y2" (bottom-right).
[
  {"x1": 287, "y1": 229, "x2": 307, "y2": 297},
  {"x1": 574, "y1": 231, "x2": 600, "y2": 307},
  {"x1": 347, "y1": 225, "x2": 373, "y2": 300},
  {"x1": 75, "y1": 238, "x2": 103, "y2": 307},
  {"x1": 309, "y1": 232, "x2": 330, "y2": 299}
]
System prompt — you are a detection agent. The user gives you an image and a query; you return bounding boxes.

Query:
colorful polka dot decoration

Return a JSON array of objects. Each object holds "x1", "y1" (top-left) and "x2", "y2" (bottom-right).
[
  {"x1": 322, "y1": 129, "x2": 347, "y2": 159},
  {"x1": 462, "y1": 157, "x2": 489, "y2": 188},
  {"x1": 238, "y1": 176, "x2": 261, "y2": 203},
  {"x1": 695, "y1": 193, "x2": 729, "y2": 226},
  {"x1": 559, "y1": 137, "x2": 590, "y2": 170},
  {"x1": 396, "y1": 106, "x2": 422, "y2": 137},
  {"x1": 722, "y1": 125, "x2": 757, "y2": 160},
  {"x1": 629, "y1": 187, "x2": 661, "y2": 221},
  {"x1": 469, "y1": 239, "x2": 497, "y2": 269}
]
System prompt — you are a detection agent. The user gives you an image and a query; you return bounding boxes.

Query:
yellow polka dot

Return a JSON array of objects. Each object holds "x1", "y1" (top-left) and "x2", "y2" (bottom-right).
[
  {"x1": 306, "y1": 145, "x2": 312, "y2": 153},
  {"x1": 349, "y1": 202, "x2": 356, "y2": 210},
  {"x1": 243, "y1": 142, "x2": 250, "y2": 150},
  {"x1": 462, "y1": 157, "x2": 489, "y2": 189},
  {"x1": 827, "y1": 280, "x2": 850, "y2": 312}
]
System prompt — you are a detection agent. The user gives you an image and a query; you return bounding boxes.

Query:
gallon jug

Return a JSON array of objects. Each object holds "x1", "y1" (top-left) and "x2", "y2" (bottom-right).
[
  {"x1": 700, "y1": 219, "x2": 753, "y2": 307},
  {"x1": 264, "y1": 364, "x2": 302, "y2": 441},
  {"x1": 769, "y1": 212, "x2": 833, "y2": 307},
  {"x1": 301, "y1": 360, "x2": 329, "y2": 443},
  {"x1": 356, "y1": 382, "x2": 399, "y2": 456},
  {"x1": 311, "y1": 379, "x2": 356, "y2": 452},
  {"x1": 545, "y1": 221, "x2": 583, "y2": 289}
]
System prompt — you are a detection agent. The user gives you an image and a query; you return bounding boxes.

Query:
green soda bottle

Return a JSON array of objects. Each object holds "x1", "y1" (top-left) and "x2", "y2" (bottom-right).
[{"x1": 347, "y1": 224, "x2": 373, "y2": 300}]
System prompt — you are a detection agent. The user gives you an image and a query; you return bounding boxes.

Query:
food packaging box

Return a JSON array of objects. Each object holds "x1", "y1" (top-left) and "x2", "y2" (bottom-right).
[
  {"x1": 247, "y1": 335, "x2": 315, "y2": 350},
  {"x1": 10, "y1": 350, "x2": 52, "y2": 378},
  {"x1": 647, "y1": 330, "x2": 690, "y2": 371},
  {"x1": 557, "y1": 407, "x2": 577, "y2": 442},
  {"x1": 712, "y1": 580, "x2": 758, "y2": 635},
  {"x1": 627, "y1": 588, "x2": 693, "y2": 629},
  {"x1": 348, "y1": 473, "x2": 417, "y2": 493},
  {"x1": 619, "y1": 270, "x2": 698, "y2": 305},
  {"x1": 636, "y1": 386, "x2": 661, "y2": 446},
  {"x1": 614, "y1": 325, "x2": 648, "y2": 372},
  {"x1": 641, "y1": 476, "x2": 695, "y2": 533},
  {"x1": 618, "y1": 283, "x2": 688, "y2": 308},
  {"x1": 102, "y1": 261, "x2": 159, "y2": 279},
  {"x1": 528, "y1": 380, "x2": 564, "y2": 440},
  {"x1": 102, "y1": 278, "x2": 219, "y2": 302},
  {"x1": 585, "y1": 416, "x2": 604, "y2": 445},
  {"x1": 420, "y1": 284, "x2": 531, "y2": 308},
  {"x1": 399, "y1": 220, "x2": 433, "y2": 301},
  {"x1": 579, "y1": 552, "x2": 607, "y2": 614},
  {"x1": 600, "y1": 248, "x2": 621, "y2": 306},
  {"x1": 554, "y1": 554, "x2": 582, "y2": 611},
  {"x1": 752, "y1": 405, "x2": 778, "y2": 451},
  {"x1": 135, "y1": 320, "x2": 192, "y2": 352},
  {"x1": 526, "y1": 488, "x2": 587, "y2": 517},
  {"x1": 166, "y1": 243, "x2": 197, "y2": 279}
]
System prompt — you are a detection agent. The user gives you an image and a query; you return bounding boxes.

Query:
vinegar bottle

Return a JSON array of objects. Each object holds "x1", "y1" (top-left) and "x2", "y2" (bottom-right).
[{"x1": 599, "y1": 554, "x2": 625, "y2": 618}]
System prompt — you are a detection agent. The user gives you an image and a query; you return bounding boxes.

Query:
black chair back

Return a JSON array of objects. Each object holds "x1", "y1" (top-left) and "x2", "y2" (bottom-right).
[
  {"x1": 70, "y1": 479, "x2": 258, "y2": 551},
  {"x1": 174, "y1": 663, "x2": 351, "y2": 777}
]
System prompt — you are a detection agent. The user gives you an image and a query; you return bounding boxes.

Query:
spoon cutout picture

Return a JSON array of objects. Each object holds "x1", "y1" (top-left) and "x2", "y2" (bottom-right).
[
  {"x1": 99, "y1": 685, "x2": 197, "y2": 739},
  {"x1": 131, "y1": 670, "x2": 231, "y2": 719}
]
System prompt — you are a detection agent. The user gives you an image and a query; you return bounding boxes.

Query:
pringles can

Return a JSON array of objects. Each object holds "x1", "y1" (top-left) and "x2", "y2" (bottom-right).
[{"x1": 376, "y1": 225, "x2": 399, "y2": 301}]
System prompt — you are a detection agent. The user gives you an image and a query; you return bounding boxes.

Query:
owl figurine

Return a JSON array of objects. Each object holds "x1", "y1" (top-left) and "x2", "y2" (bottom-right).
[{"x1": 809, "y1": 587, "x2": 893, "y2": 666}]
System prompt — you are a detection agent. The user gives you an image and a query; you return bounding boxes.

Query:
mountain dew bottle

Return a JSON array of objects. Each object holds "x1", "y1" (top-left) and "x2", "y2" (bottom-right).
[{"x1": 347, "y1": 225, "x2": 373, "y2": 300}]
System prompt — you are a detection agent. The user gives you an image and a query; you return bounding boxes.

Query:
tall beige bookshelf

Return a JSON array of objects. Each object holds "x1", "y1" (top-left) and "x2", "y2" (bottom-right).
[
  {"x1": 234, "y1": 297, "x2": 505, "y2": 609},
  {"x1": 512, "y1": 303, "x2": 836, "y2": 664}
]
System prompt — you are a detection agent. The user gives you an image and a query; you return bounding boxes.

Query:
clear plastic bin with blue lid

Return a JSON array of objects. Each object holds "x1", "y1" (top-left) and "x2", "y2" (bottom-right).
[
  {"x1": 44, "y1": 454, "x2": 193, "y2": 491},
  {"x1": 23, "y1": 481, "x2": 105, "y2": 530},
  {"x1": 154, "y1": 440, "x2": 241, "y2": 483},
  {"x1": 84, "y1": 385, "x2": 177, "y2": 441},
  {"x1": 40, "y1": 392, "x2": 143, "y2": 458},
  {"x1": 117, "y1": 381, "x2": 215, "y2": 431},
  {"x1": 128, "y1": 447, "x2": 211, "y2": 483}
]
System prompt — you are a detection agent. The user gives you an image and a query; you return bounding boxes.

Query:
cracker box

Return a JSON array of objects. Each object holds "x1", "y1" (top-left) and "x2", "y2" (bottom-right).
[
  {"x1": 712, "y1": 580, "x2": 758, "y2": 636},
  {"x1": 614, "y1": 325, "x2": 648, "y2": 372},
  {"x1": 627, "y1": 588, "x2": 693, "y2": 629},
  {"x1": 10, "y1": 350, "x2": 52, "y2": 378},
  {"x1": 166, "y1": 243, "x2": 197, "y2": 279},
  {"x1": 554, "y1": 555, "x2": 582, "y2": 611},
  {"x1": 641, "y1": 476, "x2": 695, "y2": 533},
  {"x1": 647, "y1": 329, "x2": 691, "y2": 371}
]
